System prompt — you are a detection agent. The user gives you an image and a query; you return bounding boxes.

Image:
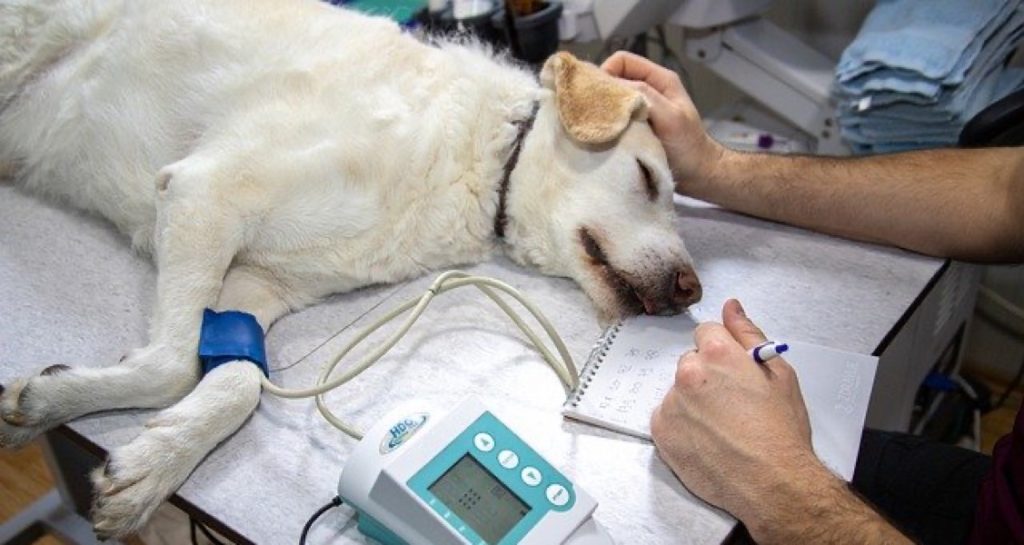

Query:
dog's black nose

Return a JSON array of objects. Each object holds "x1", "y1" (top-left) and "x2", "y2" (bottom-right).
[
  {"x1": 674, "y1": 266, "x2": 702, "y2": 307},
  {"x1": 639, "y1": 266, "x2": 702, "y2": 316}
]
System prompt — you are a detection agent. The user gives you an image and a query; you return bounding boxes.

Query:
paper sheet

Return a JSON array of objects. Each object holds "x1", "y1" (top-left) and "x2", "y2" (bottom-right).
[{"x1": 564, "y1": 315, "x2": 879, "y2": 480}]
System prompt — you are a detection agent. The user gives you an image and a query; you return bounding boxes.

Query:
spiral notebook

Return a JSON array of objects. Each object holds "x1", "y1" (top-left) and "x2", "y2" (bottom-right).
[{"x1": 562, "y1": 315, "x2": 879, "y2": 480}]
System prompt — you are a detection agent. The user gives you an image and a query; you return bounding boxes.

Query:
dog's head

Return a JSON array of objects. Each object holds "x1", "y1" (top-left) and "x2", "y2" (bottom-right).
[{"x1": 504, "y1": 52, "x2": 701, "y2": 321}]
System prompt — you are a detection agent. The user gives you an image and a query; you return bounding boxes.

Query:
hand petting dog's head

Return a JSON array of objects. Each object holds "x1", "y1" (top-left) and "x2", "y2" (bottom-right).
[{"x1": 504, "y1": 52, "x2": 701, "y2": 321}]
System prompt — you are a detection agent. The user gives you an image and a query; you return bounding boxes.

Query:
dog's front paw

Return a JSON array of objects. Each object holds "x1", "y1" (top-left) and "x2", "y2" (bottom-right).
[
  {"x1": 91, "y1": 414, "x2": 203, "y2": 539},
  {"x1": 0, "y1": 418, "x2": 43, "y2": 449},
  {"x1": 0, "y1": 367, "x2": 69, "y2": 448}
]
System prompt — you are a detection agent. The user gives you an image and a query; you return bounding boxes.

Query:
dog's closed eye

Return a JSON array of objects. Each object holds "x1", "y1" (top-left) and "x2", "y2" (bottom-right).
[
  {"x1": 638, "y1": 159, "x2": 657, "y2": 201},
  {"x1": 580, "y1": 227, "x2": 608, "y2": 265}
]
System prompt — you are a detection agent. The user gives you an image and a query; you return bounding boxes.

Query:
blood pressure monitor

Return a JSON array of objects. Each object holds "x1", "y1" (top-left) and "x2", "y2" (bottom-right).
[{"x1": 337, "y1": 398, "x2": 614, "y2": 545}]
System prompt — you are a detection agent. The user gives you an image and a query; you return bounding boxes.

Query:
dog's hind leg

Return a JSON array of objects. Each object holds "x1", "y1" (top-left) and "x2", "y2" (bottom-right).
[
  {"x1": 0, "y1": 160, "x2": 246, "y2": 448},
  {"x1": 90, "y1": 266, "x2": 296, "y2": 539}
]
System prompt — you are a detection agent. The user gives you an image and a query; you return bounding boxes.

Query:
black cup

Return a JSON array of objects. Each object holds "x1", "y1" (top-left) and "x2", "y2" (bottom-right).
[{"x1": 493, "y1": 2, "x2": 563, "y2": 64}]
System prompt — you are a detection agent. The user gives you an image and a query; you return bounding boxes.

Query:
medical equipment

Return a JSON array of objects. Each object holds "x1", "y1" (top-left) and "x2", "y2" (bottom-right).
[
  {"x1": 336, "y1": 397, "x2": 614, "y2": 544},
  {"x1": 259, "y1": 270, "x2": 578, "y2": 439},
  {"x1": 257, "y1": 271, "x2": 613, "y2": 542},
  {"x1": 560, "y1": 0, "x2": 848, "y2": 155}
]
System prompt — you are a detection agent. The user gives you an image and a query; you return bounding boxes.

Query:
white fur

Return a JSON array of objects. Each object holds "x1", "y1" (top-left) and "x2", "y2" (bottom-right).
[{"x1": 0, "y1": 0, "x2": 698, "y2": 537}]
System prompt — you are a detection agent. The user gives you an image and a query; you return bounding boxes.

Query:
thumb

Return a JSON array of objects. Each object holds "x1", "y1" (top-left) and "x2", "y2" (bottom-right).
[
  {"x1": 722, "y1": 299, "x2": 768, "y2": 349},
  {"x1": 621, "y1": 81, "x2": 677, "y2": 140}
]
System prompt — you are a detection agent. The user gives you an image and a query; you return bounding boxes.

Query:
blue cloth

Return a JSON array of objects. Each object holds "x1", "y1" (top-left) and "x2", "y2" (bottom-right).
[
  {"x1": 840, "y1": 69, "x2": 943, "y2": 101},
  {"x1": 198, "y1": 308, "x2": 269, "y2": 377},
  {"x1": 838, "y1": 6, "x2": 1024, "y2": 102},
  {"x1": 834, "y1": 0, "x2": 1024, "y2": 153},
  {"x1": 836, "y1": 0, "x2": 1010, "y2": 82}
]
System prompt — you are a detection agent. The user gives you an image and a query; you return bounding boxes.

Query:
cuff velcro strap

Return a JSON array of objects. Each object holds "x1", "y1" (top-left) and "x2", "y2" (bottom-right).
[{"x1": 198, "y1": 308, "x2": 269, "y2": 377}]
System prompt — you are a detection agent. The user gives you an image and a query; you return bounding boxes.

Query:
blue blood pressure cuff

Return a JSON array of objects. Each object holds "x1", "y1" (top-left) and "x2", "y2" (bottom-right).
[{"x1": 198, "y1": 308, "x2": 269, "y2": 377}]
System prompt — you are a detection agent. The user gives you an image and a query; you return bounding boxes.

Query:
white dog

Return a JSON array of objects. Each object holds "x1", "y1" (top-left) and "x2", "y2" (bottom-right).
[{"x1": 0, "y1": 0, "x2": 701, "y2": 537}]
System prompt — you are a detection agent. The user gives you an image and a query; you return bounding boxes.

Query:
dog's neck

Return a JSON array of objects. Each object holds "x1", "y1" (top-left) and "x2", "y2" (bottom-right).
[{"x1": 494, "y1": 101, "x2": 539, "y2": 240}]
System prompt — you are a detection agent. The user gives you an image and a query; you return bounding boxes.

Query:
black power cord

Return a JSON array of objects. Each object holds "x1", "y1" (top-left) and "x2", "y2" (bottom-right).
[{"x1": 299, "y1": 496, "x2": 344, "y2": 545}]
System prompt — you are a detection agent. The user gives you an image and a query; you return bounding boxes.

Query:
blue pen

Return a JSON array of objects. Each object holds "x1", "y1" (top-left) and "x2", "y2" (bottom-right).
[{"x1": 750, "y1": 341, "x2": 789, "y2": 364}]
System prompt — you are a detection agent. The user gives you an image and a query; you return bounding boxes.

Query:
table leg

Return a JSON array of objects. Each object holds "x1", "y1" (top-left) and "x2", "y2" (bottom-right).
[{"x1": 0, "y1": 430, "x2": 123, "y2": 545}]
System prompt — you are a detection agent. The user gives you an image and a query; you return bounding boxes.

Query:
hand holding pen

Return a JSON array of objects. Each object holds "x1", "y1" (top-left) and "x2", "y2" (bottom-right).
[
  {"x1": 652, "y1": 298, "x2": 815, "y2": 531},
  {"x1": 750, "y1": 341, "x2": 789, "y2": 365}
]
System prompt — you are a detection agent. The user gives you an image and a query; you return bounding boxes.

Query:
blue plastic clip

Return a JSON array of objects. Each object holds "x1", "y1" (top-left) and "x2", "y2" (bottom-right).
[
  {"x1": 198, "y1": 308, "x2": 269, "y2": 377},
  {"x1": 922, "y1": 371, "x2": 959, "y2": 392}
]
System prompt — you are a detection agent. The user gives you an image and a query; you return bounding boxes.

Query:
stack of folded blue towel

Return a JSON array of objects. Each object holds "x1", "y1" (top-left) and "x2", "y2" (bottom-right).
[{"x1": 835, "y1": 0, "x2": 1024, "y2": 153}]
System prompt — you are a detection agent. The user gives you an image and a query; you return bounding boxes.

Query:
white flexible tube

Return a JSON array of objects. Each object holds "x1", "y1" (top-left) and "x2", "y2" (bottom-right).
[
  {"x1": 978, "y1": 285, "x2": 1024, "y2": 340},
  {"x1": 260, "y1": 271, "x2": 578, "y2": 440}
]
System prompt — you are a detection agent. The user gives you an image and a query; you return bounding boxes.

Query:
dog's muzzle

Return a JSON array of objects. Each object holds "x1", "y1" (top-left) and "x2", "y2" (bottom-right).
[{"x1": 644, "y1": 266, "x2": 702, "y2": 315}]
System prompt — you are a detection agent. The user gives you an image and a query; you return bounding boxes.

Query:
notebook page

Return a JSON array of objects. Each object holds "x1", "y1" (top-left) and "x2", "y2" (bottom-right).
[{"x1": 564, "y1": 315, "x2": 879, "y2": 480}]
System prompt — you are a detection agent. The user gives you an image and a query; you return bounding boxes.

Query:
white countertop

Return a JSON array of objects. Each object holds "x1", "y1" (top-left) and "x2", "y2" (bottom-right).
[{"x1": 0, "y1": 185, "x2": 942, "y2": 544}]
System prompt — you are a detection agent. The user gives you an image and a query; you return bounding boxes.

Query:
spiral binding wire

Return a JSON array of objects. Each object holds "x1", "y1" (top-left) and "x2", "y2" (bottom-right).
[{"x1": 566, "y1": 321, "x2": 623, "y2": 407}]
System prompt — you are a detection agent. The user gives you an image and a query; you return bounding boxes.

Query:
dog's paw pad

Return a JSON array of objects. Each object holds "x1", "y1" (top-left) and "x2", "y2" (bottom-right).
[
  {"x1": 0, "y1": 378, "x2": 30, "y2": 426},
  {"x1": 0, "y1": 381, "x2": 44, "y2": 447},
  {"x1": 90, "y1": 428, "x2": 201, "y2": 538},
  {"x1": 0, "y1": 419, "x2": 42, "y2": 449},
  {"x1": 0, "y1": 380, "x2": 45, "y2": 449},
  {"x1": 1, "y1": 378, "x2": 51, "y2": 428},
  {"x1": 91, "y1": 460, "x2": 168, "y2": 538},
  {"x1": 0, "y1": 374, "x2": 64, "y2": 447}
]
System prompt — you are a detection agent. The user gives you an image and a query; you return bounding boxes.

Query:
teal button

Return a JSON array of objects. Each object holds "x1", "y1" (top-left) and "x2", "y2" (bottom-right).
[{"x1": 520, "y1": 467, "x2": 542, "y2": 487}]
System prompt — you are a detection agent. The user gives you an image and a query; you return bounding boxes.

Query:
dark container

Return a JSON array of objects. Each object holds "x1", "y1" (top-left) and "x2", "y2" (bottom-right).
[{"x1": 493, "y1": 2, "x2": 563, "y2": 65}]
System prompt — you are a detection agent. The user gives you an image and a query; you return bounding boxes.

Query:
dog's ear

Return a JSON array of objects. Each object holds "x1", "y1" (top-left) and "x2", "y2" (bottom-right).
[{"x1": 540, "y1": 51, "x2": 648, "y2": 145}]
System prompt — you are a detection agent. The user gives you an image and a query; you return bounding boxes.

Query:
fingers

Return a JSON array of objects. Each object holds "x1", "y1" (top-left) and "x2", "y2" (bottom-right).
[
  {"x1": 763, "y1": 357, "x2": 797, "y2": 383},
  {"x1": 601, "y1": 51, "x2": 684, "y2": 100},
  {"x1": 722, "y1": 298, "x2": 768, "y2": 350},
  {"x1": 672, "y1": 348, "x2": 702, "y2": 387},
  {"x1": 620, "y1": 80, "x2": 677, "y2": 135},
  {"x1": 687, "y1": 300, "x2": 772, "y2": 372},
  {"x1": 722, "y1": 299, "x2": 799, "y2": 383},
  {"x1": 692, "y1": 321, "x2": 739, "y2": 357},
  {"x1": 621, "y1": 80, "x2": 672, "y2": 112}
]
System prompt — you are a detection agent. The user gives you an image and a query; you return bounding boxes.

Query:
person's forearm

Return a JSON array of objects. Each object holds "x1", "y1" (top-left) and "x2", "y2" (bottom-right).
[
  {"x1": 740, "y1": 460, "x2": 912, "y2": 545},
  {"x1": 685, "y1": 147, "x2": 1024, "y2": 262}
]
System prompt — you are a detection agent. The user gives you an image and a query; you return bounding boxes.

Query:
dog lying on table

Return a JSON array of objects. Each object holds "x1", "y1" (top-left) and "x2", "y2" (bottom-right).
[{"x1": 0, "y1": 0, "x2": 701, "y2": 537}]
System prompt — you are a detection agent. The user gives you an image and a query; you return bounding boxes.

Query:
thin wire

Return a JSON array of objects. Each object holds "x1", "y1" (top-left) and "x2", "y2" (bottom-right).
[
  {"x1": 299, "y1": 497, "x2": 343, "y2": 545},
  {"x1": 269, "y1": 285, "x2": 405, "y2": 373},
  {"x1": 260, "y1": 271, "x2": 578, "y2": 440},
  {"x1": 314, "y1": 273, "x2": 577, "y2": 438},
  {"x1": 952, "y1": 375, "x2": 981, "y2": 451}
]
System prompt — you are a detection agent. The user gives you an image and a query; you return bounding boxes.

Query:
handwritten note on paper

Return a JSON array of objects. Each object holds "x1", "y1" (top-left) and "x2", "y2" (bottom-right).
[{"x1": 563, "y1": 314, "x2": 879, "y2": 480}]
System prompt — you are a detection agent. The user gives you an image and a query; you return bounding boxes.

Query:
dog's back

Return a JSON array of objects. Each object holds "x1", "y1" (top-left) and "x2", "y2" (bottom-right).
[
  {"x1": 0, "y1": 0, "x2": 518, "y2": 253},
  {"x1": 1, "y1": 1, "x2": 358, "y2": 237}
]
